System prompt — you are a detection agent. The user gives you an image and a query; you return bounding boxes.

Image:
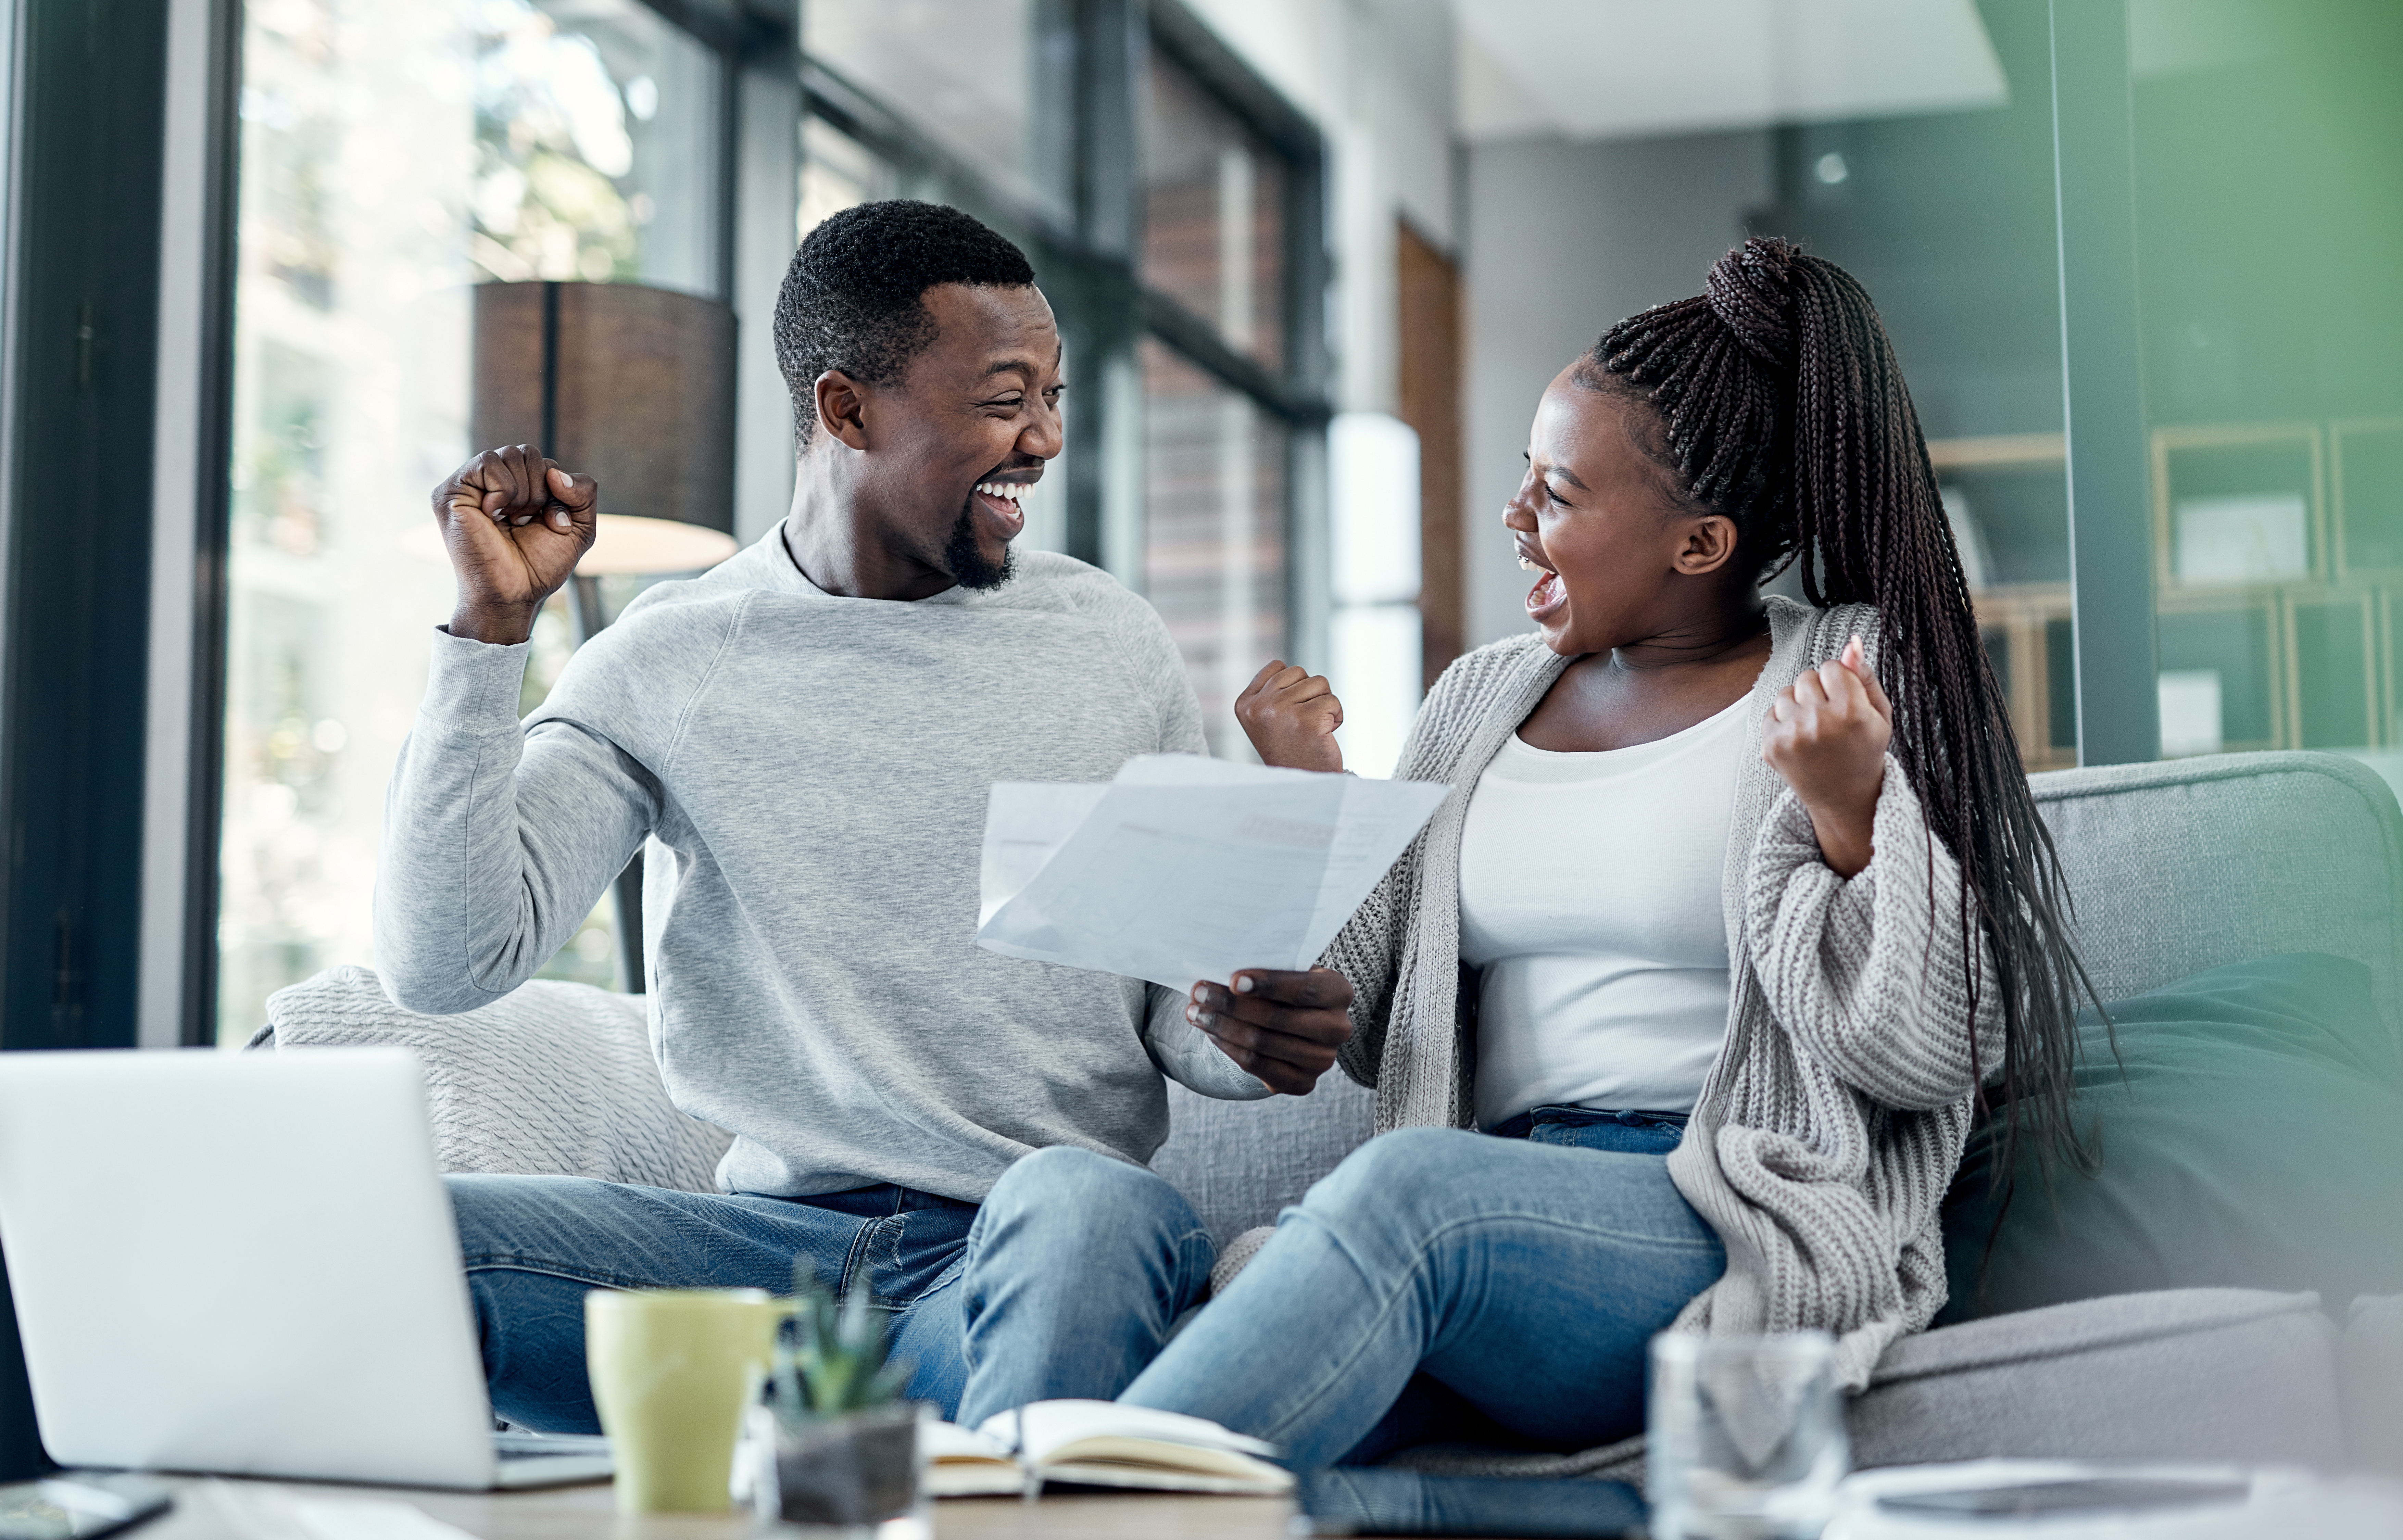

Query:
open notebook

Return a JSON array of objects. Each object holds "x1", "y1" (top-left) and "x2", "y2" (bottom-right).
[{"x1": 923, "y1": 1401, "x2": 1292, "y2": 1497}]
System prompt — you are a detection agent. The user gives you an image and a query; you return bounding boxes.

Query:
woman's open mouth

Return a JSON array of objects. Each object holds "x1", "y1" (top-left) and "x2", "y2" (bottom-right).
[
  {"x1": 1520, "y1": 547, "x2": 1566, "y2": 621},
  {"x1": 971, "y1": 479, "x2": 1029, "y2": 540}
]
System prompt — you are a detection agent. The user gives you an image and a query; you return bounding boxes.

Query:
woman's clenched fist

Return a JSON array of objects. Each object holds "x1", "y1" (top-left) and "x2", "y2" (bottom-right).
[{"x1": 1761, "y1": 635, "x2": 1891, "y2": 878}]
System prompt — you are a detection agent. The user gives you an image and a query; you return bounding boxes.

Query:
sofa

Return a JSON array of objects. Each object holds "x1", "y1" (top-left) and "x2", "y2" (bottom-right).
[{"x1": 264, "y1": 750, "x2": 2403, "y2": 1473}]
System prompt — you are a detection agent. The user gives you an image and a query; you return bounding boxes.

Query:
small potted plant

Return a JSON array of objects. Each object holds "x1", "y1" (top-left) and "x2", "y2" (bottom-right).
[{"x1": 751, "y1": 1270, "x2": 922, "y2": 1534}]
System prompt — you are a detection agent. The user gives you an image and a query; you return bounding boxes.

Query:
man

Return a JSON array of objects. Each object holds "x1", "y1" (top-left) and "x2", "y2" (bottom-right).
[{"x1": 377, "y1": 200, "x2": 1353, "y2": 1429}]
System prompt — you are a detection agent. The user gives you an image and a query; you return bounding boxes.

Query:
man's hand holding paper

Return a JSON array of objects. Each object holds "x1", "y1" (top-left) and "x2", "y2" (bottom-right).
[
  {"x1": 1182, "y1": 967, "x2": 1353, "y2": 1095},
  {"x1": 976, "y1": 754, "x2": 1449, "y2": 1093}
]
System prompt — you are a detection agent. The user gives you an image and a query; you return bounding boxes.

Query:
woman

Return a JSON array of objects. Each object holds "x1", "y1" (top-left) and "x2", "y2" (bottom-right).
[{"x1": 1120, "y1": 237, "x2": 2091, "y2": 1474}]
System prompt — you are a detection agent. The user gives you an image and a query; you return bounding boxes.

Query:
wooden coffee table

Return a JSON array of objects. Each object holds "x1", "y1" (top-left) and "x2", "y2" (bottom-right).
[{"x1": 131, "y1": 1474, "x2": 1298, "y2": 1539}]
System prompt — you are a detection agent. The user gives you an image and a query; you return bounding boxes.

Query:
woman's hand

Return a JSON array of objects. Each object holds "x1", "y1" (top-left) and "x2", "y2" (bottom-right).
[
  {"x1": 1187, "y1": 968, "x2": 1355, "y2": 1094},
  {"x1": 1762, "y1": 635, "x2": 1890, "y2": 879},
  {"x1": 1236, "y1": 660, "x2": 1345, "y2": 772}
]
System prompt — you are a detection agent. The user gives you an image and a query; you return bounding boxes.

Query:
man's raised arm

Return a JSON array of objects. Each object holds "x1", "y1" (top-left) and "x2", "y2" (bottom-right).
[{"x1": 373, "y1": 447, "x2": 651, "y2": 1014}]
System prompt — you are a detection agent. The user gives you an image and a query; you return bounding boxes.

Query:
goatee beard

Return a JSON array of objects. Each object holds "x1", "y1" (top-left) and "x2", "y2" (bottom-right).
[{"x1": 942, "y1": 502, "x2": 1017, "y2": 592}]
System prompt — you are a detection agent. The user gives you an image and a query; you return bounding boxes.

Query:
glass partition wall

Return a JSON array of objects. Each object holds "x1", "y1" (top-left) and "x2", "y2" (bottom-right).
[
  {"x1": 2121, "y1": 2, "x2": 2403, "y2": 766},
  {"x1": 208, "y1": 0, "x2": 1325, "y2": 1042},
  {"x1": 1720, "y1": 0, "x2": 2402, "y2": 780},
  {"x1": 1744, "y1": 0, "x2": 2074, "y2": 767}
]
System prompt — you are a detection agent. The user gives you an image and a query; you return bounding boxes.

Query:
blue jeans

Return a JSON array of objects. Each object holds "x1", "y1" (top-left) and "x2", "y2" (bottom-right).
[
  {"x1": 447, "y1": 1148, "x2": 1213, "y2": 1433},
  {"x1": 1116, "y1": 1113, "x2": 1726, "y2": 1469}
]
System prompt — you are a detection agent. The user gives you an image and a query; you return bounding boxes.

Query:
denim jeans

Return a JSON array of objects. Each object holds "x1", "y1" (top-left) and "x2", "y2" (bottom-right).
[
  {"x1": 447, "y1": 1149, "x2": 1213, "y2": 1433},
  {"x1": 1116, "y1": 1114, "x2": 1726, "y2": 1470}
]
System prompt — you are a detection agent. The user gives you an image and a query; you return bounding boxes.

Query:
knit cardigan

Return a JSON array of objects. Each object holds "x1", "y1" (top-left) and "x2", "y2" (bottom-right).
[{"x1": 1321, "y1": 595, "x2": 2003, "y2": 1479}]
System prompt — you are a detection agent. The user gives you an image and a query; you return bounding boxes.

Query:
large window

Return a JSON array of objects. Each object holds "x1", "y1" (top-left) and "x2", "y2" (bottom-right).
[
  {"x1": 1139, "y1": 339, "x2": 1289, "y2": 756},
  {"x1": 217, "y1": 0, "x2": 736, "y2": 1039},
  {"x1": 800, "y1": 0, "x2": 1074, "y2": 224},
  {"x1": 1142, "y1": 55, "x2": 1287, "y2": 371},
  {"x1": 468, "y1": 1, "x2": 723, "y2": 294}
]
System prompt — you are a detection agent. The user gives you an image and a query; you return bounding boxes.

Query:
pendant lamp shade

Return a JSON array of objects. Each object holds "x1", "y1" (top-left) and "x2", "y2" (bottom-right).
[{"x1": 470, "y1": 280, "x2": 740, "y2": 575}]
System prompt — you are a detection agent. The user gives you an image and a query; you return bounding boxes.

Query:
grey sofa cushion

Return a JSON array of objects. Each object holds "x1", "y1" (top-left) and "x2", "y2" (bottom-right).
[
  {"x1": 1938, "y1": 953, "x2": 2403, "y2": 1324},
  {"x1": 1852, "y1": 1288, "x2": 2345, "y2": 1469},
  {"x1": 2030, "y1": 753, "x2": 2403, "y2": 1052},
  {"x1": 1150, "y1": 1074, "x2": 1375, "y2": 1246},
  {"x1": 265, "y1": 965, "x2": 733, "y2": 1194},
  {"x1": 2344, "y1": 1295, "x2": 2403, "y2": 1475}
]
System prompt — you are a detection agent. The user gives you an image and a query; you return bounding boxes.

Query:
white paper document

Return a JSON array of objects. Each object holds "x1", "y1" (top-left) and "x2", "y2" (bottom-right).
[{"x1": 976, "y1": 754, "x2": 1449, "y2": 993}]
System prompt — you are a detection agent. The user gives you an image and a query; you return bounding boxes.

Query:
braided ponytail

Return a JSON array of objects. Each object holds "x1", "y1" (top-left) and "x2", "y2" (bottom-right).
[{"x1": 1588, "y1": 236, "x2": 2096, "y2": 1172}]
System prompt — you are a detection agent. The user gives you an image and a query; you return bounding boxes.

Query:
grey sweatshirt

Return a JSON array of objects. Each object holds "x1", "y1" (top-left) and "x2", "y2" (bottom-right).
[{"x1": 375, "y1": 532, "x2": 1266, "y2": 1202}]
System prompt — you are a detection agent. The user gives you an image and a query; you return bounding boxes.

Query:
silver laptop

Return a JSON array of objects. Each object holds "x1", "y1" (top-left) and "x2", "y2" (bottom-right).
[{"x1": 0, "y1": 1046, "x2": 612, "y2": 1490}]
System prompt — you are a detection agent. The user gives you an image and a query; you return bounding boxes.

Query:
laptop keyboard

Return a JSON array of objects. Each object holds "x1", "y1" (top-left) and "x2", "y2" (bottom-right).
[{"x1": 494, "y1": 1432, "x2": 612, "y2": 1463}]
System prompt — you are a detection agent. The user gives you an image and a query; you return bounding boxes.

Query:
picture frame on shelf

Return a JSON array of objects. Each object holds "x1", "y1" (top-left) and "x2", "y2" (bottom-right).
[
  {"x1": 2284, "y1": 590, "x2": 2380, "y2": 750},
  {"x1": 2150, "y1": 422, "x2": 2325, "y2": 595},
  {"x1": 1968, "y1": 582, "x2": 2076, "y2": 772},
  {"x1": 2332, "y1": 417, "x2": 2403, "y2": 582},
  {"x1": 2155, "y1": 592, "x2": 2284, "y2": 757}
]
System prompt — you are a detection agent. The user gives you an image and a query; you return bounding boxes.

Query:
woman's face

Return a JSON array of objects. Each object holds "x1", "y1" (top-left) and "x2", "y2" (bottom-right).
[{"x1": 1504, "y1": 367, "x2": 1740, "y2": 657}]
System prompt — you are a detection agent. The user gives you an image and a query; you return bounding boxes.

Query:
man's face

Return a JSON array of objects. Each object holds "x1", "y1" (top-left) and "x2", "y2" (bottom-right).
[{"x1": 850, "y1": 283, "x2": 1065, "y2": 591}]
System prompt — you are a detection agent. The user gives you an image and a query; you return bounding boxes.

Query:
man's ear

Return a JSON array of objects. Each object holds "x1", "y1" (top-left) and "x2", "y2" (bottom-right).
[
  {"x1": 814, "y1": 370, "x2": 870, "y2": 451},
  {"x1": 1672, "y1": 513, "x2": 1742, "y2": 577}
]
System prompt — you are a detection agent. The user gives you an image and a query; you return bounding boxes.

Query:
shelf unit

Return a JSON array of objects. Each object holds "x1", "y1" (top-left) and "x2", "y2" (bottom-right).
[{"x1": 1942, "y1": 420, "x2": 2398, "y2": 764}]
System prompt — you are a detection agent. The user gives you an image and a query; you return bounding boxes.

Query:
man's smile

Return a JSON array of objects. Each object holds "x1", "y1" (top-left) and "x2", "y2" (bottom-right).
[{"x1": 971, "y1": 477, "x2": 1029, "y2": 540}]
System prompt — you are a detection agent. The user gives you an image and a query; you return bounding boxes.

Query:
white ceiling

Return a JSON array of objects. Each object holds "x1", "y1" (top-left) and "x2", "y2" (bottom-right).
[{"x1": 1454, "y1": 0, "x2": 2010, "y2": 143}]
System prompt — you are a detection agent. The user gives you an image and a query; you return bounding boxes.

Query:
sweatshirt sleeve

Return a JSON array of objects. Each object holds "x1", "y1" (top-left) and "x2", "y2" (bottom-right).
[
  {"x1": 1129, "y1": 601, "x2": 1207, "y2": 757},
  {"x1": 1742, "y1": 757, "x2": 2006, "y2": 1110},
  {"x1": 1140, "y1": 983, "x2": 1274, "y2": 1100},
  {"x1": 372, "y1": 627, "x2": 660, "y2": 1014}
]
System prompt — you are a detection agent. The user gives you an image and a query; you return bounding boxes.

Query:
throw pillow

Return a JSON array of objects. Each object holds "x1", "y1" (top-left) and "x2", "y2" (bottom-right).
[
  {"x1": 265, "y1": 964, "x2": 733, "y2": 1194},
  {"x1": 1938, "y1": 952, "x2": 2403, "y2": 1324}
]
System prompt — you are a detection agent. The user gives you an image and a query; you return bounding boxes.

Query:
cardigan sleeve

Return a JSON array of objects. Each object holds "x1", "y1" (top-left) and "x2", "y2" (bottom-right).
[
  {"x1": 1321, "y1": 868, "x2": 1401, "y2": 1088},
  {"x1": 1742, "y1": 757, "x2": 2006, "y2": 1110},
  {"x1": 1312, "y1": 640, "x2": 1517, "y2": 1091}
]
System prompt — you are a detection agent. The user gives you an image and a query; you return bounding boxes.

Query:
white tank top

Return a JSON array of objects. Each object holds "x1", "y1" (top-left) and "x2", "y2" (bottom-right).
[{"x1": 1457, "y1": 693, "x2": 1748, "y2": 1128}]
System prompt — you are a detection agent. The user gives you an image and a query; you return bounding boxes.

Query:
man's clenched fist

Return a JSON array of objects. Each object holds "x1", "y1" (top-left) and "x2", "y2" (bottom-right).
[{"x1": 432, "y1": 445, "x2": 599, "y2": 644}]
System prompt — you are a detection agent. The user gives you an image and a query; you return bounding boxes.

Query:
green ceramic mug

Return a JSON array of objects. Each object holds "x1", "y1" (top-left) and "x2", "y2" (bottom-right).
[{"x1": 584, "y1": 1287, "x2": 787, "y2": 1513}]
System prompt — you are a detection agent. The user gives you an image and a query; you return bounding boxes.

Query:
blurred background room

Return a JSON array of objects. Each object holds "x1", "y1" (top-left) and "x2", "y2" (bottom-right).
[
  {"x1": 0, "y1": 0, "x2": 2392, "y2": 1106},
  {"x1": 0, "y1": 0, "x2": 2380, "y2": 1048}
]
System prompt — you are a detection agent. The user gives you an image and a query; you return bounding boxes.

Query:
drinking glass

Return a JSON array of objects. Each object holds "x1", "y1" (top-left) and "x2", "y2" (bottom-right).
[{"x1": 1648, "y1": 1331, "x2": 1848, "y2": 1540}]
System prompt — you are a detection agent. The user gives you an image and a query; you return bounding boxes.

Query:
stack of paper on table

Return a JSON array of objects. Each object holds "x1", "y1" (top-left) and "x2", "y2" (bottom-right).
[
  {"x1": 976, "y1": 754, "x2": 1449, "y2": 994},
  {"x1": 922, "y1": 1401, "x2": 1291, "y2": 1497}
]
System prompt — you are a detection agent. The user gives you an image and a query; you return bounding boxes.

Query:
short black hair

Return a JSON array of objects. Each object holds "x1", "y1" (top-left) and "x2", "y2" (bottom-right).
[{"x1": 773, "y1": 199, "x2": 1037, "y2": 446}]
